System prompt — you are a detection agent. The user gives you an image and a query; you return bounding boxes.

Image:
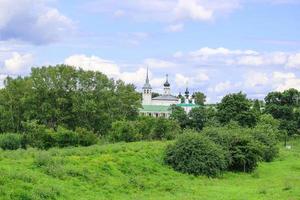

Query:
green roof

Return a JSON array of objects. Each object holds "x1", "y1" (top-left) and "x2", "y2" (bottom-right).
[
  {"x1": 177, "y1": 103, "x2": 200, "y2": 107},
  {"x1": 139, "y1": 105, "x2": 171, "y2": 112}
]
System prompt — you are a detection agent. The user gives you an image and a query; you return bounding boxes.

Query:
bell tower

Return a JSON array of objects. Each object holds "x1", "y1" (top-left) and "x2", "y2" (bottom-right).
[{"x1": 142, "y1": 67, "x2": 152, "y2": 105}]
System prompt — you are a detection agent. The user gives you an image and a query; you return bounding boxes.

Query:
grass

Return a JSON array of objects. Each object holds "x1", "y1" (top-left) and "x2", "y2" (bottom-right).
[{"x1": 0, "y1": 139, "x2": 300, "y2": 200}]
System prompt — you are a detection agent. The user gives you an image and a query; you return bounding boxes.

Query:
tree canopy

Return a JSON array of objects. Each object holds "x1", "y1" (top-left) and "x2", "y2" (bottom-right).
[{"x1": 0, "y1": 65, "x2": 141, "y2": 135}]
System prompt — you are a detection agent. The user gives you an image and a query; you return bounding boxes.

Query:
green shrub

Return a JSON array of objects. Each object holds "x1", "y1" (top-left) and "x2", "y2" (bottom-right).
[
  {"x1": 164, "y1": 132, "x2": 227, "y2": 177},
  {"x1": 109, "y1": 120, "x2": 141, "y2": 142},
  {"x1": 23, "y1": 121, "x2": 56, "y2": 149},
  {"x1": 249, "y1": 128, "x2": 279, "y2": 162},
  {"x1": 151, "y1": 118, "x2": 180, "y2": 140},
  {"x1": 227, "y1": 134, "x2": 263, "y2": 172},
  {"x1": 75, "y1": 127, "x2": 98, "y2": 146},
  {"x1": 0, "y1": 133, "x2": 23, "y2": 150},
  {"x1": 203, "y1": 127, "x2": 264, "y2": 172},
  {"x1": 53, "y1": 127, "x2": 79, "y2": 147},
  {"x1": 135, "y1": 117, "x2": 156, "y2": 140}
]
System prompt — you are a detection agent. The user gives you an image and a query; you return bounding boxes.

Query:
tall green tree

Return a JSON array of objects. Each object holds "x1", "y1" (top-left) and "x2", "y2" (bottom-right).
[
  {"x1": 217, "y1": 92, "x2": 257, "y2": 127},
  {"x1": 194, "y1": 92, "x2": 206, "y2": 105},
  {"x1": 189, "y1": 107, "x2": 207, "y2": 131},
  {"x1": 169, "y1": 105, "x2": 189, "y2": 129}
]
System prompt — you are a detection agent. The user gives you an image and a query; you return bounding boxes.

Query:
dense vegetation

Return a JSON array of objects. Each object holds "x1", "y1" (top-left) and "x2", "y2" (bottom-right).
[
  {"x1": 0, "y1": 139, "x2": 299, "y2": 200},
  {"x1": 0, "y1": 65, "x2": 300, "y2": 199},
  {"x1": 0, "y1": 65, "x2": 140, "y2": 135}
]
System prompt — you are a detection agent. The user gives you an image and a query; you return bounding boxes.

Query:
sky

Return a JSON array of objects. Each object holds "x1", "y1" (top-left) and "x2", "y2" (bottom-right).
[{"x1": 0, "y1": 0, "x2": 300, "y2": 103}]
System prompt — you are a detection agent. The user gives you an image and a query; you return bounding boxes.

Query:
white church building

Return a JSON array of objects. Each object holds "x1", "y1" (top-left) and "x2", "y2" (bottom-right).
[{"x1": 139, "y1": 69, "x2": 199, "y2": 118}]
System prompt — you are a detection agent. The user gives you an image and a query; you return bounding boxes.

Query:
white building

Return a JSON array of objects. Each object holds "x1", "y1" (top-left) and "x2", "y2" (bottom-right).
[{"x1": 139, "y1": 68, "x2": 199, "y2": 118}]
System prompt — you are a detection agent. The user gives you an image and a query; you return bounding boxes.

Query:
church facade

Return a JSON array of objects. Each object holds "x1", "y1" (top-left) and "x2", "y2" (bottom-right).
[{"x1": 139, "y1": 69, "x2": 199, "y2": 118}]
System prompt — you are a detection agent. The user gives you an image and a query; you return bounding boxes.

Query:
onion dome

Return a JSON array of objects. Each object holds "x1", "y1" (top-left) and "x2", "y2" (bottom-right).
[
  {"x1": 164, "y1": 74, "x2": 170, "y2": 87},
  {"x1": 185, "y1": 87, "x2": 189, "y2": 97}
]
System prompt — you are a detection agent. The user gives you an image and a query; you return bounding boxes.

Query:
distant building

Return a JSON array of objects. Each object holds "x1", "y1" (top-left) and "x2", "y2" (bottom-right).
[{"x1": 139, "y1": 68, "x2": 199, "y2": 118}]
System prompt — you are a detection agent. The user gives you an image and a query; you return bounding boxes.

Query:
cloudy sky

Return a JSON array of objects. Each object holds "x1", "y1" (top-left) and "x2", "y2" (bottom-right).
[{"x1": 0, "y1": 0, "x2": 300, "y2": 102}]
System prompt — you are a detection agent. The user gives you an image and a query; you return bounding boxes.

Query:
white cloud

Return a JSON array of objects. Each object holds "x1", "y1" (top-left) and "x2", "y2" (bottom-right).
[
  {"x1": 175, "y1": 73, "x2": 189, "y2": 87},
  {"x1": 175, "y1": 71, "x2": 209, "y2": 88},
  {"x1": 64, "y1": 54, "x2": 120, "y2": 77},
  {"x1": 174, "y1": 0, "x2": 213, "y2": 21},
  {"x1": 118, "y1": 67, "x2": 147, "y2": 85},
  {"x1": 244, "y1": 71, "x2": 269, "y2": 87},
  {"x1": 0, "y1": 0, "x2": 74, "y2": 44},
  {"x1": 275, "y1": 78, "x2": 300, "y2": 92},
  {"x1": 271, "y1": 71, "x2": 300, "y2": 92},
  {"x1": 210, "y1": 81, "x2": 233, "y2": 93},
  {"x1": 86, "y1": 0, "x2": 241, "y2": 22},
  {"x1": 165, "y1": 23, "x2": 184, "y2": 32},
  {"x1": 144, "y1": 58, "x2": 178, "y2": 68},
  {"x1": 273, "y1": 71, "x2": 295, "y2": 80},
  {"x1": 1, "y1": 52, "x2": 33, "y2": 75},
  {"x1": 286, "y1": 53, "x2": 300, "y2": 69}
]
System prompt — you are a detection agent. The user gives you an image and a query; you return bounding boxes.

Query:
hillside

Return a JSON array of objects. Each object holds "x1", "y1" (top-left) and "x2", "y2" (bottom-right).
[{"x1": 0, "y1": 139, "x2": 300, "y2": 200}]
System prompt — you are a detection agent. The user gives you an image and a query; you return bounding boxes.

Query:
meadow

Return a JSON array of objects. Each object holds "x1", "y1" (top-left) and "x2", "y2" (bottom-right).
[{"x1": 0, "y1": 139, "x2": 300, "y2": 200}]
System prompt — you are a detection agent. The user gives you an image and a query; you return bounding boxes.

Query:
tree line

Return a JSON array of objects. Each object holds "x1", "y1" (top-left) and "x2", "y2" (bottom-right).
[
  {"x1": 0, "y1": 64, "x2": 299, "y2": 150},
  {"x1": 0, "y1": 65, "x2": 140, "y2": 135}
]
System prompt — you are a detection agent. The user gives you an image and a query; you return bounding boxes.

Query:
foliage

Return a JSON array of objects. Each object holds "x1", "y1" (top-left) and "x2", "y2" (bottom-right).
[
  {"x1": 265, "y1": 89, "x2": 300, "y2": 135},
  {"x1": 202, "y1": 126, "x2": 269, "y2": 172},
  {"x1": 0, "y1": 140, "x2": 300, "y2": 199},
  {"x1": 150, "y1": 117, "x2": 181, "y2": 140},
  {"x1": 23, "y1": 121, "x2": 56, "y2": 149},
  {"x1": 21, "y1": 121, "x2": 98, "y2": 149},
  {"x1": 169, "y1": 105, "x2": 189, "y2": 129},
  {"x1": 0, "y1": 133, "x2": 23, "y2": 150},
  {"x1": 0, "y1": 65, "x2": 141, "y2": 135},
  {"x1": 194, "y1": 92, "x2": 206, "y2": 105},
  {"x1": 75, "y1": 127, "x2": 98, "y2": 146},
  {"x1": 249, "y1": 128, "x2": 279, "y2": 162},
  {"x1": 164, "y1": 131, "x2": 227, "y2": 177},
  {"x1": 217, "y1": 92, "x2": 257, "y2": 127},
  {"x1": 109, "y1": 120, "x2": 141, "y2": 142},
  {"x1": 252, "y1": 99, "x2": 261, "y2": 115},
  {"x1": 188, "y1": 107, "x2": 207, "y2": 131},
  {"x1": 227, "y1": 134, "x2": 263, "y2": 172}
]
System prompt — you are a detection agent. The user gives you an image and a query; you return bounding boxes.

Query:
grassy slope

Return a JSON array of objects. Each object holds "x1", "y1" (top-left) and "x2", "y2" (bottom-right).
[{"x1": 0, "y1": 139, "x2": 300, "y2": 200}]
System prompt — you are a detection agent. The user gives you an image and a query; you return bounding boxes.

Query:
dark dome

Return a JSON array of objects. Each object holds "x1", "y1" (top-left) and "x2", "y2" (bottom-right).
[
  {"x1": 185, "y1": 88, "x2": 189, "y2": 95},
  {"x1": 164, "y1": 81, "x2": 170, "y2": 87}
]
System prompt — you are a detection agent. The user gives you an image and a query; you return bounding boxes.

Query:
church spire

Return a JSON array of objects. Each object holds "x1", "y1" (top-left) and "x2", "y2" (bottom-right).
[
  {"x1": 143, "y1": 66, "x2": 152, "y2": 89},
  {"x1": 146, "y1": 66, "x2": 149, "y2": 84},
  {"x1": 164, "y1": 74, "x2": 170, "y2": 87}
]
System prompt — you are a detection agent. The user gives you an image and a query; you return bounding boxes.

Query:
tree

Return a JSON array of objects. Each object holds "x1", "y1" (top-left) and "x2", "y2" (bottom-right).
[
  {"x1": 0, "y1": 65, "x2": 141, "y2": 135},
  {"x1": 189, "y1": 107, "x2": 207, "y2": 131},
  {"x1": 194, "y1": 92, "x2": 206, "y2": 105},
  {"x1": 169, "y1": 105, "x2": 190, "y2": 129},
  {"x1": 252, "y1": 99, "x2": 261, "y2": 115},
  {"x1": 265, "y1": 89, "x2": 300, "y2": 136},
  {"x1": 217, "y1": 92, "x2": 257, "y2": 127}
]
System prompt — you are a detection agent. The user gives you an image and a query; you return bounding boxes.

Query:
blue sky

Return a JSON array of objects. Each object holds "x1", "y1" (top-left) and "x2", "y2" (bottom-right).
[{"x1": 0, "y1": 0, "x2": 300, "y2": 102}]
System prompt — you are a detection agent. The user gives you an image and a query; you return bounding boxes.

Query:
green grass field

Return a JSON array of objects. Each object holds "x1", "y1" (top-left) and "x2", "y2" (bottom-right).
[{"x1": 0, "y1": 139, "x2": 300, "y2": 200}]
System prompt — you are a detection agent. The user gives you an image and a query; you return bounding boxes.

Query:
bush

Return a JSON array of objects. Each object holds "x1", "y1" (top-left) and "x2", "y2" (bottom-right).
[
  {"x1": 23, "y1": 121, "x2": 98, "y2": 149},
  {"x1": 164, "y1": 132, "x2": 227, "y2": 177},
  {"x1": 150, "y1": 118, "x2": 180, "y2": 140},
  {"x1": 135, "y1": 117, "x2": 156, "y2": 140},
  {"x1": 203, "y1": 127, "x2": 264, "y2": 172},
  {"x1": 75, "y1": 127, "x2": 98, "y2": 146},
  {"x1": 53, "y1": 127, "x2": 79, "y2": 147},
  {"x1": 109, "y1": 120, "x2": 141, "y2": 142},
  {"x1": 249, "y1": 128, "x2": 279, "y2": 162},
  {"x1": 22, "y1": 121, "x2": 56, "y2": 149},
  {"x1": 0, "y1": 133, "x2": 23, "y2": 150},
  {"x1": 227, "y1": 134, "x2": 263, "y2": 172}
]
